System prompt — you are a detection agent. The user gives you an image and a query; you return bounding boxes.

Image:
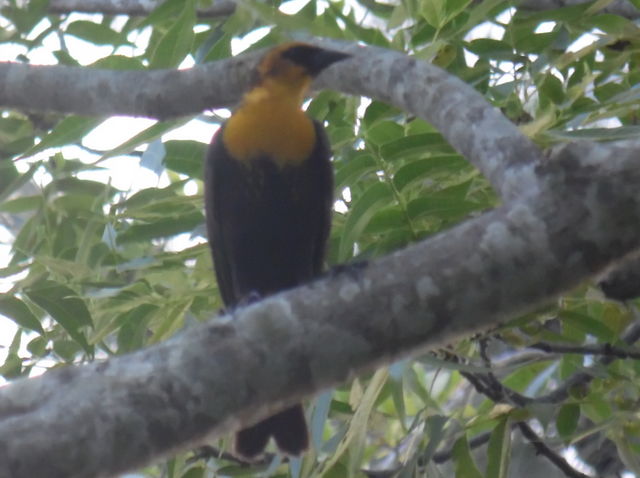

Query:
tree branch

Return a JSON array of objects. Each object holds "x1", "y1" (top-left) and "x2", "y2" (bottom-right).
[
  {"x1": 529, "y1": 341, "x2": 640, "y2": 359},
  {"x1": 0, "y1": 42, "x2": 542, "y2": 199},
  {"x1": 432, "y1": 430, "x2": 492, "y2": 464},
  {"x1": 534, "y1": 315, "x2": 640, "y2": 404},
  {"x1": 46, "y1": 0, "x2": 236, "y2": 17},
  {"x1": 459, "y1": 339, "x2": 597, "y2": 477},
  {"x1": 598, "y1": 255, "x2": 640, "y2": 301},
  {"x1": 519, "y1": 0, "x2": 639, "y2": 20},
  {"x1": 516, "y1": 422, "x2": 591, "y2": 478},
  {"x1": 1, "y1": 138, "x2": 640, "y2": 477}
]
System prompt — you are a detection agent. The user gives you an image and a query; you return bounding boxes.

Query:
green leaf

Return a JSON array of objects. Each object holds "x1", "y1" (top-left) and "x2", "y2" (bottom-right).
[
  {"x1": 53, "y1": 339, "x2": 82, "y2": 362},
  {"x1": 216, "y1": 465, "x2": 269, "y2": 476},
  {"x1": 546, "y1": 126, "x2": 640, "y2": 142},
  {"x1": 0, "y1": 262, "x2": 31, "y2": 279},
  {"x1": 594, "y1": 81, "x2": 627, "y2": 103},
  {"x1": 334, "y1": 152, "x2": 378, "y2": 190},
  {"x1": 27, "y1": 335, "x2": 48, "y2": 356},
  {"x1": 421, "y1": 0, "x2": 444, "y2": 27},
  {"x1": 486, "y1": 416, "x2": 511, "y2": 478},
  {"x1": 393, "y1": 155, "x2": 469, "y2": 191},
  {"x1": 65, "y1": 20, "x2": 127, "y2": 45},
  {"x1": 140, "y1": 0, "x2": 190, "y2": 26},
  {"x1": 513, "y1": 31, "x2": 559, "y2": 54},
  {"x1": 53, "y1": 49, "x2": 80, "y2": 67},
  {"x1": 502, "y1": 361, "x2": 555, "y2": 393},
  {"x1": 407, "y1": 193, "x2": 480, "y2": 223},
  {"x1": 150, "y1": 0, "x2": 196, "y2": 68},
  {"x1": 116, "y1": 212, "x2": 204, "y2": 244},
  {"x1": 559, "y1": 310, "x2": 615, "y2": 342},
  {"x1": 23, "y1": 116, "x2": 102, "y2": 158},
  {"x1": 444, "y1": 0, "x2": 472, "y2": 21},
  {"x1": 148, "y1": 299, "x2": 191, "y2": 343},
  {"x1": 318, "y1": 369, "x2": 388, "y2": 477},
  {"x1": 46, "y1": 177, "x2": 116, "y2": 198},
  {"x1": 90, "y1": 55, "x2": 144, "y2": 69},
  {"x1": 362, "y1": 101, "x2": 400, "y2": 128},
  {"x1": 539, "y1": 73, "x2": 565, "y2": 105},
  {"x1": 466, "y1": 38, "x2": 514, "y2": 61},
  {"x1": 0, "y1": 161, "x2": 39, "y2": 203},
  {"x1": 556, "y1": 403, "x2": 580, "y2": 440},
  {"x1": 365, "y1": 208, "x2": 406, "y2": 235},
  {"x1": 1, "y1": 0, "x2": 48, "y2": 33},
  {"x1": 101, "y1": 304, "x2": 157, "y2": 352},
  {"x1": 455, "y1": 0, "x2": 503, "y2": 32},
  {"x1": 0, "y1": 351, "x2": 23, "y2": 378},
  {"x1": 339, "y1": 182, "x2": 393, "y2": 261},
  {"x1": 356, "y1": 0, "x2": 395, "y2": 19},
  {"x1": 101, "y1": 119, "x2": 185, "y2": 160},
  {"x1": 0, "y1": 114, "x2": 35, "y2": 157},
  {"x1": 613, "y1": 429, "x2": 640, "y2": 475},
  {"x1": 25, "y1": 281, "x2": 93, "y2": 354},
  {"x1": 380, "y1": 133, "x2": 453, "y2": 161},
  {"x1": 311, "y1": 391, "x2": 333, "y2": 449},
  {"x1": 0, "y1": 195, "x2": 43, "y2": 213},
  {"x1": 585, "y1": 13, "x2": 632, "y2": 35},
  {"x1": 328, "y1": 4, "x2": 390, "y2": 46},
  {"x1": 200, "y1": 31, "x2": 233, "y2": 63},
  {"x1": 0, "y1": 296, "x2": 44, "y2": 334},
  {"x1": 365, "y1": 120, "x2": 404, "y2": 146},
  {"x1": 164, "y1": 140, "x2": 208, "y2": 179},
  {"x1": 422, "y1": 415, "x2": 449, "y2": 462},
  {"x1": 181, "y1": 467, "x2": 205, "y2": 478},
  {"x1": 452, "y1": 435, "x2": 483, "y2": 478},
  {"x1": 389, "y1": 374, "x2": 406, "y2": 423}
]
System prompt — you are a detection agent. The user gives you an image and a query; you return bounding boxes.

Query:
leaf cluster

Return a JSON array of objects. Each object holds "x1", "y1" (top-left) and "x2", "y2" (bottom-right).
[{"x1": 2, "y1": 0, "x2": 640, "y2": 476}]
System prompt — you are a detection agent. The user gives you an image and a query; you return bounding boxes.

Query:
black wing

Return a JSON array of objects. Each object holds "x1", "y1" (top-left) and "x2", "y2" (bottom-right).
[
  {"x1": 204, "y1": 125, "x2": 237, "y2": 306},
  {"x1": 204, "y1": 120, "x2": 334, "y2": 306}
]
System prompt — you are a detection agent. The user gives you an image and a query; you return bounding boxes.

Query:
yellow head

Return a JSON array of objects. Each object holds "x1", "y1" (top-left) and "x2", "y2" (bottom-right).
[
  {"x1": 246, "y1": 42, "x2": 350, "y2": 104},
  {"x1": 222, "y1": 43, "x2": 349, "y2": 164}
]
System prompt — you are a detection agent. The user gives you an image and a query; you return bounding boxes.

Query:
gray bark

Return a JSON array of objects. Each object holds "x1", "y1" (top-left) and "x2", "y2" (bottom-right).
[
  {"x1": 46, "y1": 0, "x2": 236, "y2": 17},
  {"x1": 0, "y1": 137, "x2": 640, "y2": 477},
  {"x1": 519, "y1": 0, "x2": 639, "y2": 19},
  {"x1": 1, "y1": 42, "x2": 640, "y2": 477},
  {"x1": 0, "y1": 43, "x2": 540, "y2": 197}
]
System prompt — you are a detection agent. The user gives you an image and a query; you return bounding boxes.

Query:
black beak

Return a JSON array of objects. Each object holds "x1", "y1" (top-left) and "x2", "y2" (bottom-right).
[
  {"x1": 306, "y1": 49, "x2": 350, "y2": 76},
  {"x1": 281, "y1": 45, "x2": 350, "y2": 76}
]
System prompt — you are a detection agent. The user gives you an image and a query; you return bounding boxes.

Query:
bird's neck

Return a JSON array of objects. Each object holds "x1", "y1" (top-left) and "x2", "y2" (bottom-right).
[{"x1": 222, "y1": 79, "x2": 316, "y2": 166}]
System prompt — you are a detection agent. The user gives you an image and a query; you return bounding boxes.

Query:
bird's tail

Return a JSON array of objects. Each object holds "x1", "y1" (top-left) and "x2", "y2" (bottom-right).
[{"x1": 235, "y1": 404, "x2": 308, "y2": 459}]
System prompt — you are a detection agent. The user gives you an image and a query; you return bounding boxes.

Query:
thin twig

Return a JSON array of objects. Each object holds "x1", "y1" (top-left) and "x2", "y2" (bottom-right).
[
  {"x1": 432, "y1": 431, "x2": 493, "y2": 464},
  {"x1": 530, "y1": 342, "x2": 640, "y2": 360},
  {"x1": 517, "y1": 422, "x2": 591, "y2": 478},
  {"x1": 188, "y1": 445, "x2": 277, "y2": 466},
  {"x1": 537, "y1": 317, "x2": 640, "y2": 403}
]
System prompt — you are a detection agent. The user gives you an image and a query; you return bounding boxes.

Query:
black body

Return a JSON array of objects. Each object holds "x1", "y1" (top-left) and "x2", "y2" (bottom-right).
[{"x1": 204, "y1": 120, "x2": 334, "y2": 457}]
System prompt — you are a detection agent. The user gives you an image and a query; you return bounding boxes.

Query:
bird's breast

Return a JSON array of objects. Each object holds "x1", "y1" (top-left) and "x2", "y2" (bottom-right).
[{"x1": 222, "y1": 100, "x2": 316, "y2": 166}]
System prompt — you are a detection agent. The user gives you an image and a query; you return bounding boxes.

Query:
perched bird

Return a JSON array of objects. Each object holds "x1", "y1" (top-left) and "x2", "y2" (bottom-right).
[{"x1": 204, "y1": 43, "x2": 349, "y2": 458}]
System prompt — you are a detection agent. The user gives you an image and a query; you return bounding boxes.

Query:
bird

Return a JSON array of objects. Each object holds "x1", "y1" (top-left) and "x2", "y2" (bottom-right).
[{"x1": 204, "y1": 43, "x2": 349, "y2": 458}]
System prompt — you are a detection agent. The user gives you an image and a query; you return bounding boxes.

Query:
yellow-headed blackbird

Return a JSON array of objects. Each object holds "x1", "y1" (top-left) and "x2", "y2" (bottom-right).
[{"x1": 204, "y1": 43, "x2": 349, "y2": 458}]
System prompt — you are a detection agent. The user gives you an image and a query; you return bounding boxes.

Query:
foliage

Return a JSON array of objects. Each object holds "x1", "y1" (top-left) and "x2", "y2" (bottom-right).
[{"x1": 1, "y1": 0, "x2": 640, "y2": 476}]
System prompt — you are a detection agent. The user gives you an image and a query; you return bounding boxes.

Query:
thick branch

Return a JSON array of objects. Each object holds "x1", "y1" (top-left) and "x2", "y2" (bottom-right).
[
  {"x1": 316, "y1": 41, "x2": 542, "y2": 200},
  {"x1": 47, "y1": 0, "x2": 236, "y2": 17},
  {"x1": 0, "y1": 43, "x2": 541, "y2": 199},
  {"x1": 598, "y1": 255, "x2": 640, "y2": 300},
  {"x1": 1, "y1": 139, "x2": 640, "y2": 477},
  {"x1": 519, "y1": 0, "x2": 639, "y2": 19}
]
